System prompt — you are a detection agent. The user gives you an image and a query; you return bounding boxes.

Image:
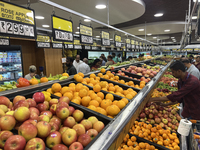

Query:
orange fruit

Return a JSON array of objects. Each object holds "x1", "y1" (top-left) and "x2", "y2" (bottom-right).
[
  {"x1": 83, "y1": 86, "x2": 89, "y2": 91},
  {"x1": 79, "y1": 89, "x2": 88, "y2": 98},
  {"x1": 121, "y1": 98, "x2": 129, "y2": 105},
  {"x1": 128, "y1": 81, "x2": 134, "y2": 86},
  {"x1": 69, "y1": 83, "x2": 76, "y2": 87},
  {"x1": 131, "y1": 136, "x2": 136, "y2": 142},
  {"x1": 103, "y1": 75, "x2": 109, "y2": 79},
  {"x1": 90, "y1": 93, "x2": 98, "y2": 100},
  {"x1": 116, "y1": 100, "x2": 126, "y2": 110},
  {"x1": 75, "y1": 84, "x2": 83, "y2": 92},
  {"x1": 97, "y1": 92, "x2": 104, "y2": 99},
  {"x1": 96, "y1": 107, "x2": 107, "y2": 115},
  {"x1": 157, "y1": 141, "x2": 163, "y2": 146},
  {"x1": 174, "y1": 145, "x2": 180, "y2": 150},
  {"x1": 88, "y1": 90, "x2": 95, "y2": 96},
  {"x1": 75, "y1": 75, "x2": 83, "y2": 83},
  {"x1": 102, "y1": 88, "x2": 108, "y2": 91},
  {"x1": 87, "y1": 105, "x2": 97, "y2": 111},
  {"x1": 100, "y1": 100, "x2": 111, "y2": 110},
  {"x1": 69, "y1": 87, "x2": 75, "y2": 93},
  {"x1": 89, "y1": 100, "x2": 99, "y2": 107},
  {"x1": 100, "y1": 68, "x2": 106, "y2": 73},
  {"x1": 96, "y1": 77, "x2": 100, "y2": 81},
  {"x1": 105, "y1": 94, "x2": 114, "y2": 101},
  {"x1": 73, "y1": 96, "x2": 81, "y2": 102},
  {"x1": 78, "y1": 72, "x2": 84, "y2": 78},
  {"x1": 107, "y1": 115, "x2": 113, "y2": 118},
  {"x1": 54, "y1": 92, "x2": 62, "y2": 97},
  {"x1": 40, "y1": 77, "x2": 48, "y2": 83},
  {"x1": 52, "y1": 83, "x2": 61, "y2": 93},
  {"x1": 90, "y1": 80, "x2": 98, "y2": 85},
  {"x1": 81, "y1": 96, "x2": 91, "y2": 107},
  {"x1": 98, "y1": 73, "x2": 103, "y2": 77},
  {"x1": 71, "y1": 99, "x2": 80, "y2": 105},
  {"x1": 119, "y1": 80, "x2": 125, "y2": 84},
  {"x1": 127, "y1": 140, "x2": 133, "y2": 146},
  {"x1": 116, "y1": 87, "x2": 123, "y2": 93},
  {"x1": 106, "y1": 105, "x2": 120, "y2": 116},
  {"x1": 139, "y1": 142, "x2": 145, "y2": 148},
  {"x1": 140, "y1": 81, "x2": 145, "y2": 85},
  {"x1": 82, "y1": 81, "x2": 87, "y2": 85},
  {"x1": 85, "y1": 78, "x2": 90, "y2": 83},
  {"x1": 95, "y1": 97, "x2": 102, "y2": 104},
  {"x1": 114, "y1": 76, "x2": 119, "y2": 80},
  {"x1": 108, "y1": 86, "x2": 115, "y2": 92},
  {"x1": 112, "y1": 100, "x2": 118, "y2": 105},
  {"x1": 93, "y1": 84, "x2": 101, "y2": 92},
  {"x1": 90, "y1": 73, "x2": 96, "y2": 79},
  {"x1": 47, "y1": 88, "x2": 53, "y2": 94},
  {"x1": 74, "y1": 92, "x2": 79, "y2": 97},
  {"x1": 73, "y1": 74, "x2": 79, "y2": 80},
  {"x1": 63, "y1": 92, "x2": 73, "y2": 100},
  {"x1": 126, "y1": 94, "x2": 133, "y2": 100},
  {"x1": 163, "y1": 140, "x2": 169, "y2": 146},
  {"x1": 88, "y1": 83, "x2": 94, "y2": 87},
  {"x1": 140, "y1": 84, "x2": 145, "y2": 88},
  {"x1": 61, "y1": 87, "x2": 71, "y2": 95}
]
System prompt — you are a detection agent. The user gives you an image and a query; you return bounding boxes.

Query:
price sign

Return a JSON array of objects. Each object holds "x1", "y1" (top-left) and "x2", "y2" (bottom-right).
[
  {"x1": 126, "y1": 39, "x2": 131, "y2": 49},
  {"x1": 51, "y1": 37, "x2": 63, "y2": 49},
  {"x1": 52, "y1": 15, "x2": 73, "y2": 42},
  {"x1": 101, "y1": 31, "x2": 110, "y2": 46},
  {"x1": 101, "y1": 46, "x2": 106, "y2": 50},
  {"x1": 64, "y1": 42, "x2": 74, "y2": 49},
  {"x1": 0, "y1": 36, "x2": 9, "y2": 46},
  {"x1": 143, "y1": 43, "x2": 146, "y2": 51},
  {"x1": 0, "y1": 1, "x2": 36, "y2": 39},
  {"x1": 84, "y1": 45, "x2": 91, "y2": 50},
  {"x1": 36, "y1": 35, "x2": 50, "y2": 48},
  {"x1": 115, "y1": 35, "x2": 121, "y2": 47},
  {"x1": 80, "y1": 24, "x2": 93, "y2": 45}
]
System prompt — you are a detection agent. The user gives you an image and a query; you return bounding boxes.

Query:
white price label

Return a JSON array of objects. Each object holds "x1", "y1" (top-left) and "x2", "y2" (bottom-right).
[
  {"x1": 102, "y1": 39, "x2": 110, "y2": 46},
  {"x1": 0, "y1": 21, "x2": 6, "y2": 33},
  {"x1": 115, "y1": 42, "x2": 121, "y2": 47},
  {"x1": 81, "y1": 35, "x2": 93, "y2": 44},
  {"x1": 55, "y1": 30, "x2": 73, "y2": 41}
]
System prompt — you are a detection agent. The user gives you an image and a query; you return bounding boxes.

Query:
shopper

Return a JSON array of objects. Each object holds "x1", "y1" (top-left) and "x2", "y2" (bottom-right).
[
  {"x1": 24, "y1": 65, "x2": 40, "y2": 80},
  {"x1": 101, "y1": 54, "x2": 107, "y2": 62},
  {"x1": 188, "y1": 54, "x2": 194, "y2": 63},
  {"x1": 112, "y1": 53, "x2": 119, "y2": 63},
  {"x1": 128, "y1": 56, "x2": 133, "y2": 61},
  {"x1": 91, "y1": 59, "x2": 101, "y2": 71},
  {"x1": 73, "y1": 55, "x2": 83, "y2": 71},
  {"x1": 194, "y1": 56, "x2": 200, "y2": 71},
  {"x1": 100, "y1": 56, "x2": 106, "y2": 66},
  {"x1": 77, "y1": 58, "x2": 90, "y2": 74},
  {"x1": 181, "y1": 58, "x2": 200, "y2": 80},
  {"x1": 118, "y1": 54, "x2": 122, "y2": 63},
  {"x1": 66, "y1": 57, "x2": 77, "y2": 75},
  {"x1": 149, "y1": 61, "x2": 200, "y2": 120},
  {"x1": 105, "y1": 55, "x2": 115, "y2": 66}
]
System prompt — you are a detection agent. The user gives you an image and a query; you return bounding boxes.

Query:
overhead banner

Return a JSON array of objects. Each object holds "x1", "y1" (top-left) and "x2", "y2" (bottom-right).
[
  {"x1": 79, "y1": 24, "x2": 93, "y2": 45},
  {"x1": 51, "y1": 37, "x2": 63, "y2": 49},
  {"x1": 0, "y1": 1, "x2": 36, "y2": 39},
  {"x1": 0, "y1": 36, "x2": 9, "y2": 46},
  {"x1": 52, "y1": 15, "x2": 73, "y2": 42},
  {"x1": 36, "y1": 35, "x2": 50, "y2": 48},
  {"x1": 64, "y1": 42, "x2": 73, "y2": 49},
  {"x1": 115, "y1": 35, "x2": 121, "y2": 47},
  {"x1": 126, "y1": 39, "x2": 131, "y2": 49},
  {"x1": 74, "y1": 39, "x2": 82, "y2": 49},
  {"x1": 101, "y1": 31, "x2": 110, "y2": 46}
]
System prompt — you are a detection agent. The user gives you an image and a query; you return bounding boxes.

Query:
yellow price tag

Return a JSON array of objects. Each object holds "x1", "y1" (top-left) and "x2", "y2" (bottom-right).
[
  {"x1": 102, "y1": 31, "x2": 109, "y2": 39},
  {"x1": 115, "y1": 35, "x2": 121, "y2": 42},
  {"x1": 37, "y1": 35, "x2": 50, "y2": 42},
  {"x1": 80, "y1": 25, "x2": 92, "y2": 36},
  {"x1": 52, "y1": 16, "x2": 72, "y2": 32}
]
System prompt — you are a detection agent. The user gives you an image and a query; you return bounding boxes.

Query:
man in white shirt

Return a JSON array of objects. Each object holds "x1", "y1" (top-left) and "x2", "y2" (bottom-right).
[
  {"x1": 73, "y1": 55, "x2": 83, "y2": 71},
  {"x1": 77, "y1": 58, "x2": 90, "y2": 74}
]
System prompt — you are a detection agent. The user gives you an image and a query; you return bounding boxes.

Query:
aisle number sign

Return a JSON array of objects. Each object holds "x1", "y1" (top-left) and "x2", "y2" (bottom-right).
[
  {"x1": 51, "y1": 37, "x2": 63, "y2": 49},
  {"x1": 0, "y1": 1, "x2": 36, "y2": 38},
  {"x1": 126, "y1": 39, "x2": 131, "y2": 49},
  {"x1": 115, "y1": 35, "x2": 121, "y2": 47},
  {"x1": 36, "y1": 35, "x2": 50, "y2": 48},
  {"x1": 101, "y1": 31, "x2": 110, "y2": 46},
  {"x1": 52, "y1": 15, "x2": 73, "y2": 42},
  {"x1": 0, "y1": 36, "x2": 9, "y2": 46},
  {"x1": 80, "y1": 24, "x2": 93, "y2": 45}
]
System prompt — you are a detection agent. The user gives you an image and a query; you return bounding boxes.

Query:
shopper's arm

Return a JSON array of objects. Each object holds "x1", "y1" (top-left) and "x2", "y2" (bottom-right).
[
  {"x1": 149, "y1": 96, "x2": 170, "y2": 103},
  {"x1": 159, "y1": 101, "x2": 179, "y2": 107}
]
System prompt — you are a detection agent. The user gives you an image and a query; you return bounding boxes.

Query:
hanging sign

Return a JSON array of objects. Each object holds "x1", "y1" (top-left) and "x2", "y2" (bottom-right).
[
  {"x1": 126, "y1": 39, "x2": 131, "y2": 49},
  {"x1": 51, "y1": 37, "x2": 63, "y2": 49},
  {"x1": 79, "y1": 24, "x2": 93, "y2": 45},
  {"x1": 115, "y1": 35, "x2": 121, "y2": 47},
  {"x1": 0, "y1": 1, "x2": 36, "y2": 39},
  {"x1": 64, "y1": 42, "x2": 73, "y2": 49},
  {"x1": 143, "y1": 43, "x2": 146, "y2": 51},
  {"x1": 131, "y1": 40, "x2": 135, "y2": 50},
  {"x1": 101, "y1": 31, "x2": 110, "y2": 46},
  {"x1": 135, "y1": 41, "x2": 139, "y2": 51},
  {"x1": 0, "y1": 36, "x2": 9, "y2": 46},
  {"x1": 139, "y1": 42, "x2": 142, "y2": 50},
  {"x1": 36, "y1": 35, "x2": 50, "y2": 48},
  {"x1": 52, "y1": 15, "x2": 73, "y2": 42},
  {"x1": 74, "y1": 39, "x2": 82, "y2": 49}
]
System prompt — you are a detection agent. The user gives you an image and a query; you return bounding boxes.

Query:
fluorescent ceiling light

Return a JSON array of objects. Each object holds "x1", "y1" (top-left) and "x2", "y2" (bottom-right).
[
  {"x1": 77, "y1": 27, "x2": 80, "y2": 29},
  {"x1": 164, "y1": 29, "x2": 170, "y2": 32},
  {"x1": 95, "y1": 4, "x2": 106, "y2": 9},
  {"x1": 147, "y1": 33, "x2": 152, "y2": 36},
  {"x1": 42, "y1": 25, "x2": 49, "y2": 28},
  {"x1": 75, "y1": 32, "x2": 80, "y2": 34},
  {"x1": 84, "y1": 19, "x2": 91, "y2": 22},
  {"x1": 193, "y1": 0, "x2": 200, "y2": 2},
  {"x1": 138, "y1": 29, "x2": 144, "y2": 31},
  {"x1": 110, "y1": 39, "x2": 113, "y2": 40},
  {"x1": 171, "y1": 37, "x2": 175, "y2": 38},
  {"x1": 154, "y1": 13, "x2": 163, "y2": 17},
  {"x1": 153, "y1": 37, "x2": 157, "y2": 39},
  {"x1": 96, "y1": 36, "x2": 100, "y2": 38},
  {"x1": 192, "y1": 16, "x2": 197, "y2": 19},
  {"x1": 35, "y1": 16, "x2": 44, "y2": 19}
]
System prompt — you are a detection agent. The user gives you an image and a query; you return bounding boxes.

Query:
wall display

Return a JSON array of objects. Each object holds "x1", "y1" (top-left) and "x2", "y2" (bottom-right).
[
  {"x1": 52, "y1": 15, "x2": 73, "y2": 42},
  {"x1": 64, "y1": 42, "x2": 73, "y2": 49},
  {"x1": 115, "y1": 35, "x2": 122, "y2": 47},
  {"x1": 51, "y1": 37, "x2": 63, "y2": 49},
  {"x1": 36, "y1": 35, "x2": 50, "y2": 48},
  {"x1": 101, "y1": 31, "x2": 110, "y2": 46},
  {"x1": 131, "y1": 40, "x2": 135, "y2": 51},
  {"x1": 0, "y1": 36, "x2": 9, "y2": 46},
  {"x1": 0, "y1": 1, "x2": 36, "y2": 39},
  {"x1": 126, "y1": 39, "x2": 131, "y2": 50},
  {"x1": 79, "y1": 24, "x2": 93, "y2": 45},
  {"x1": 74, "y1": 39, "x2": 82, "y2": 49}
]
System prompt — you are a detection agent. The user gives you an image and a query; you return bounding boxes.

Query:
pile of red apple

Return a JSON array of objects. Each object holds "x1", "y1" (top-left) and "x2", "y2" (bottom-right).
[
  {"x1": 138, "y1": 102, "x2": 181, "y2": 132},
  {"x1": 0, "y1": 92, "x2": 105, "y2": 150}
]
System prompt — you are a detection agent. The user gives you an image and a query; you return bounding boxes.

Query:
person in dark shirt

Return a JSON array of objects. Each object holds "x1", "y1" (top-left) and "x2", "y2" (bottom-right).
[
  {"x1": 66, "y1": 57, "x2": 77, "y2": 75},
  {"x1": 194, "y1": 56, "x2": 200, "y2": 71},
  {"x1": 189, "y1": 54, "x2": 194, "y2": 63},
  {"x1": 101, "y1": 54, "x2": 107, "y2": 62},
  {"x1": 149, "y1": 60, "x2": 200, "y2": 120}
]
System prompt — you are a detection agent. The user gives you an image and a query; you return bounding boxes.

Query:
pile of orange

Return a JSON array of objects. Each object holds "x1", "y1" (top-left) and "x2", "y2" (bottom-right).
[
  {"x1": 128, "y1": 121, "x2": 180, "y2": 150},
  {"x1": 47, "y1": 82, "x2": 129, "y2": 118},
  {"x1": 117, "y1": 134, "x2": 157, "y2": 150}
]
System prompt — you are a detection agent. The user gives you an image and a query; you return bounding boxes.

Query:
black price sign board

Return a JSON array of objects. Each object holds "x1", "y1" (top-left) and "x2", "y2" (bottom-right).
[
  {"x1": 36, "y1": 35, "x2": 50, "y2": 48},
  {"x1": 0, "y1": 36, "x2": 9, "y2": 45},
  {"x1": 52, "y1": 15, "x2": 73, "y2": 42},
  {"x1": 64, "y1": 42, "x2": 73, "y2": 49},
  {"x1": 101, "y1": 31, "x2": 110, "y2": 46},
  {"x1": 115, "y1": 35, "x2": 121, "y2": 47},
  {"x1": 51, "y1": 37, "x2": 63, "y2": 49},
  {"x1": 126, "y1": 39, "x2": 131, "y2": 49},
  {"x1": 79, "y1": 24, "x2": 93, "y2": 45},
  {"x1": 0, "y1": 1, "x2": 36, "y2": 39}
]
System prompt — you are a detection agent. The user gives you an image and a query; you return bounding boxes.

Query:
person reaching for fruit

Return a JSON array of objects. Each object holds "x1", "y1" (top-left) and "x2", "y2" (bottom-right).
[
  {"x1": 149, "y1": 60, "x2": 200, "y2": 120},
  {"x1": 24, "y1": 65, "x2": 40, "y2": 80}
]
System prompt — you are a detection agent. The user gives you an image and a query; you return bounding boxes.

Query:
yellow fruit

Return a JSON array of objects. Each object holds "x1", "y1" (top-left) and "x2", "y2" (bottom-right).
[
  {"x1": 61, "y1": 87, "x2": 71, "y2": 95},
  {"x1": 116, "y1": 100, "x2": 126, "y2": 110},
  {"x1": 93, "y1": 84, "x2": 101, "y2": 93},
  {"x1": 98, "y1": 73, "x2": 103, "y2": 77},
  {"x1": 89, "y1": 100, "x2": 99, "y2": 107},
  {"x1": 126, "y1": 94, "x2": 133, "y2": 100},
  {"x1": 78, "y1": 72, "x2": 84, "y2": 78},
  {"x1": 69, "y1": 83, "x2": 76, "y2": 87},
  {"x1": 88, "y1": 105, "x2": 97, "y2": 111},
  {"x1": 90, "y1": 74, "x2": 96, "y2": 79},
  {"x1": 105, "y1": 94, "x2": 114, "y2": 101},
  {"x1": 71, "y1": 99, "x2": 80, "y2": 105},
  {"x1": 81, "y1": 96, "x2": 91, "y2": 107},
  {"x1": 52, "y1": 83, "x2": 61, "y2": 93},
  {"x1": 63, "y1": 92, "x2": 73, "y2": 100},
  {"x1": 121, "y1": 98, "x2": 129, "y2": 105},
  {"x1": 100, "y1": 68, "x2": 106, "y2": 73},
  {"x1": 54, "y1": 92, "x2": 62, "y2": 97},
  {"x1": 79, "y1": 89, "x2": 88, "y2": 98},
  {"x1": 62, "y1": 73, "x2": 69, "y2": 77},
  {"x1": 97, "y1": 92, "x2": 104, "y2": 100},
  {"x1": 106, "y1": 105, "x2": 120, "y2": 116},
  {"x1": 75, "y1": 75, "x2": 83, "y2": 83}
]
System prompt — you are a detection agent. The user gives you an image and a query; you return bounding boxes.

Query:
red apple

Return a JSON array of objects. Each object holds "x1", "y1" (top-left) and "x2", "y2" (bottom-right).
[
  {"x1": 62, "y1": 128, "x2": 77, "y2": 146},
  {"x1": 23, "y1": 119, "x2": 37, "y2": 126},
  {"x1": 25, "y1": 138, "x2": 45, "y2": 150},
  {"x1": 49, "y1": 122, "x2": 59, "y2": 132},
  {"x1": 72, "y1": 110, "x2": 84, "y2": 122},
  {"x1": 59, "y1": 96, "x2": 70, "y2": 104},
  {"x1": 40, "y1": 111, "x2": 52, "y2": 118},
  {"x1": 18, "y1": 123, "x2": 37, "y2": 141},
  {"x1": 63, "y1": 116, "x2": 76, "y2": 128},
  {"x1": 46, "y1": 131, "x2": 61, "y2": 148},
  {"x1": 14, "y1": 107, "x2": 30, "y2": 122},
  {"x1": 0, "y1": 96, "x2": 10, "y2": 107},
  {"x1": 69, "y1": 106, "x2": 75, "y2": 116},
  {"x1": 49, "y1": 99, "x2": 59, "y2": 106},
  {"x1": 37, "y1": 103, "x2": 48, "y2": 112},
  {"x1": 59, "y1": 127, "x2": 69, "y2": 135},
  {"x1": 4, "y1": 135, "x2": 26, "y2": 150},
  {"x1": 29, "y1": 107, "x2": 40, "y2": 115},
  {"x1": 8, "y1": 102, "x2": 13, "y2": 110},
  {"x1": 57, "y1": 101, "x2": 69, "y2": 108},
  {"x1": 50, "y1": 116, "x2": 61, "y2": 127},
  {"x1": 13, "y1": 96, "x2": 26, "y2": 105},
  {"x1": 52, "y1": 144, "x2": 68, "y2": 150},
  {"x1": 36, "y1": 121, "x2": 51, "y2": 138},
  {"x1": 50, "y1": 104, "x2": 57, "y2": 114},
  {"x1": 86, "y1": 129, "x2": 98, "y2": 140},
  {"x1": 0, "y1": 115, "x2": 16, "y2": 131},
  {"x1": 88, "y1": 116, "x2": 98, "y2": 125},
  {"x1": 33, "y1": 92, "x2": 45, "y2": 104},
  {"x1": 0, "y1": 131, "x2": 13, "y2": 148},
  {"x1": 73, "y1": 124, "x2": 86, "y2": 137},
  {"x1": 78, "y1": 134, "x2": 91, "y2": 147},
  {"x1": 0, "y1": 104, "x2": 8, "y2": 113},
  {"x1": 69, "y1": 142, "x2": 83, "y2": 150},
  {"x1": 29, "y1": 113, "x2": 39, "y2": 122},
  {"x1": 26, "y1": 98, "x2": 36, "y2": 107},
  {"x1": 43, "y1": 101, "x2": 49, "y2": 109},
  {"x1": 93, "y1": 121, "x2": 104, "y2": 133},
  {"x1": 14, "y1": 100, "x2": 29, "y2": 110},
  {"x1": 81, "y1": 119, "x2": 92, "y2": 130},
  {"x1": 56, "y1": 106, "x2": 69, "y2": 120},
  {"x1": 38, "y1": 115, "x2": 50, "y2": 122}
]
